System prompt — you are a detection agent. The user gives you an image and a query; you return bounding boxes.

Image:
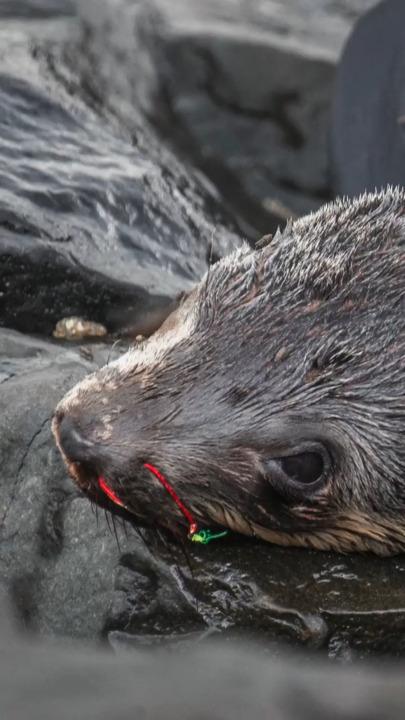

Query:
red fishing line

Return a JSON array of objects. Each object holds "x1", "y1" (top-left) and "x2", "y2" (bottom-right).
[
  {"x1": 98, "y1": 465, "x2": 198, "y2": 535},
  {"x1": 98, "y1": 477, "x2": 125, "y2": 507},
  {"x1": 143, "y1": 462, "x2": 198, "y2": 536},
  {"x1": 98, "y1": 467, "x2": 228, "y2": 544}
]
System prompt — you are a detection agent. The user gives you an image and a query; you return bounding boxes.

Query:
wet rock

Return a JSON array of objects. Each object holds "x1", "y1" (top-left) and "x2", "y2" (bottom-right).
[
  {"x1": 0, "y1": 328, "x2": 148, "y2": 639},
  {"x1": 0, "y1": 328, "x2": 112, "y2": 637},
  {"x1": 0, "y1": 10, "x2": 241, "y2": 336},
  {"x1": 100, "y1": 0, "x2": 381, "y2": 233},
  {"x1": 106, "y1": 538, "x2": 405, "y2": 661},
  {"x1": 332, "y1": 0, "x2": 405, "y2": 196},
  {"x1": 72, "y1": 0, "x2": 378, "y2": 239},
  {"x1": 3, "y1": 329, "x2": 405, "y2": 657}
]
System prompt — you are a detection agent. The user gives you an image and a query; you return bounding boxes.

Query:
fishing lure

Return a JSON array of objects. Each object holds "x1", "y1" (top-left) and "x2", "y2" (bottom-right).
[{"x1": 98, "y1": 463, "x2": 228, "y2": 545}]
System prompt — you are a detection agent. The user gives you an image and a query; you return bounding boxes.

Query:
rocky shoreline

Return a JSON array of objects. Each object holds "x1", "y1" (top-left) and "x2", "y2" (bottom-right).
[{"x1": 3, "y1": 0, "x2": 405, "y2": 664}]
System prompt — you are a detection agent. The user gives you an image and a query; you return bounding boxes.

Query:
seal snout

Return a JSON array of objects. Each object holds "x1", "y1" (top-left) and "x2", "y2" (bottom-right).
[
  {"x1": 52, "y1": 413, "x2": 95, "y2": 472},
  {"x1": 57, "y1": 414, "x2": 96, "y2": 465}
]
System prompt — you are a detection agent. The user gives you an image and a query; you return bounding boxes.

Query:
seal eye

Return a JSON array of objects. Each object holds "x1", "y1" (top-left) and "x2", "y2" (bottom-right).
[
  {"x1": 279, "y1": 452, "x2": 324, "y2": 485},
  {"x1": 264, "y1": 444, "x2": 329, "y2": 500}
]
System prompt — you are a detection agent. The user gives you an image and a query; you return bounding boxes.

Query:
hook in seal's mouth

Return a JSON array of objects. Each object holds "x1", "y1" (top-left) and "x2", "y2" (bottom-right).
[{"x1": 97, "y1": 466, "x2": 228, "y2": 545}]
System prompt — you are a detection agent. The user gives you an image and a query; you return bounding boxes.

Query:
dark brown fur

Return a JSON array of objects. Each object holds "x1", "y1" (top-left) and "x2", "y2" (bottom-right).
[{"x1": 53, "y1": 188, "x2": 405, "y2": 555}]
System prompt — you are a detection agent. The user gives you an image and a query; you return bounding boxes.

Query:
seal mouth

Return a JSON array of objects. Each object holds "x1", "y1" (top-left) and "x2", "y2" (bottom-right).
[
  {"x1": 98, "y1": 476, "x2": 126, "y2": 508},
  {"x1": 52, "y1": 413, "x2": 149, "y2": 526},
  {"x1": 66, "y1": 461, "x2": 142, "y2": 525},
  {"x1": 53, "y1": 410, "x2": 241, "y2": 543},
  {"x1": 97, "y1": 467, "x2": 230, "y2": 544}
]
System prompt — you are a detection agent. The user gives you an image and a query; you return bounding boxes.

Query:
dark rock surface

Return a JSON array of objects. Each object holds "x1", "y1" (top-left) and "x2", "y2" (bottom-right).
[
  {"x1": 332, "y1": 0, "x2": 405, "y2": 196},
  {"x1": 89, "y1": 0, "x2": 379, "y2": 233},
  {"x1": 0, "y1": 6, "x2": 240, "y2": 336},
  {"x1": 3, "y1": 328, "x2": 405, "y2": 659},
  {"x1": 68, "y1": 0, "x2": 379, "y2": 240}
]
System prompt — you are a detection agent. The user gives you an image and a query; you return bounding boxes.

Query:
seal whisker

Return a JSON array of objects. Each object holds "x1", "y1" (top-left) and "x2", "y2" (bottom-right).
[
  {"x1": 106, "y1": 340, "x2": 123, "y2": 367},
  {"x1": 104, "y1": 509, "x2": 113, "y2": 536},
  {"x1": 111, "y1": 513, "x2": 121, "y2": 552}
]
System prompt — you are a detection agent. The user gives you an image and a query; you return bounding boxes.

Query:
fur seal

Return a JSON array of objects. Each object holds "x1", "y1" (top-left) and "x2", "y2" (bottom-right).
[{"x1": 53, "y1": 188, "x2": 405, "y2": 556}]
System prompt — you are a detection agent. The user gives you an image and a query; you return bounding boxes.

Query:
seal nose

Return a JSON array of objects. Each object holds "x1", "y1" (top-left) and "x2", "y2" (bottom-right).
[{"x1": 58, "y1": 415, "x2": 94, "y2": 463}]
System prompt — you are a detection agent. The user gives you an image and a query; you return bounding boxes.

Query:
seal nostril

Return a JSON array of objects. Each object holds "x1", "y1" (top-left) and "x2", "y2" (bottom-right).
[{"x1": 58, "y1": 415, "x2": 94, "y2": 464}]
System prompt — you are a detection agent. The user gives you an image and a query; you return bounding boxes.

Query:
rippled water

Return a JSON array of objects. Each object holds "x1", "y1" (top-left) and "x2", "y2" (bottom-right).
[{"x1": 0, "y1": 0, "x2": 242, "y2": 335}]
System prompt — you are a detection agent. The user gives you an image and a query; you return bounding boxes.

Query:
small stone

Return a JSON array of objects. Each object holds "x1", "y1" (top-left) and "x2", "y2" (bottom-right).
[{"x1": 53, "y1": 317, "x2": 107, "y2": 341}]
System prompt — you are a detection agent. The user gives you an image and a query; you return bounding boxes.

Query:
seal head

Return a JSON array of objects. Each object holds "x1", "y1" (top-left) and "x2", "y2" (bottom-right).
[{"x1": 53, "y1": 188, "x2": 405, "y2": 555}]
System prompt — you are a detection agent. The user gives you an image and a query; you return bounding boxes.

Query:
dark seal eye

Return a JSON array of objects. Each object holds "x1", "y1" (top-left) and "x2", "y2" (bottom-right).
[
  {"x1": 264, "y1": 444, "x2": 330, "y2": 501},
  {"x1": 279, "y1": 452, "x2": 324, "y2": 485}
]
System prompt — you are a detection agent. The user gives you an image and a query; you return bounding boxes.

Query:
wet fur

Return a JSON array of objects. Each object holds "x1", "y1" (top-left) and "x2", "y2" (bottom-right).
[{"x1": 54, "y1": 188, "x2": 405, "y2": 555}]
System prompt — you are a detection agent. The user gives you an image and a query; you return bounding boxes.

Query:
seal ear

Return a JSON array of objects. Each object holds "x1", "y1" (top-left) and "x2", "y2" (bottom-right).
[{"x1": 264, "y1": 443, "x2": 330, "y2": 500}]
